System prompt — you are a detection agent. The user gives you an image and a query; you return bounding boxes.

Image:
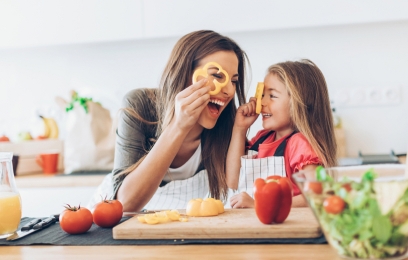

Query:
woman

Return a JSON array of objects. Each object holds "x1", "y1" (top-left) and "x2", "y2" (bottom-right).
[{"x1": 113, "y1": 30, "x2": 248, "y2": 212}]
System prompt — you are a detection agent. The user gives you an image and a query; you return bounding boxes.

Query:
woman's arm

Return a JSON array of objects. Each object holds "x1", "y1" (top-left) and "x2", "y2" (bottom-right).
[
  {"x1": 117, "y1": 80, "x2": 210, "y2": 212},
  {"x1": 226, "y1": 97, "x2": 259, "y2": 190}
]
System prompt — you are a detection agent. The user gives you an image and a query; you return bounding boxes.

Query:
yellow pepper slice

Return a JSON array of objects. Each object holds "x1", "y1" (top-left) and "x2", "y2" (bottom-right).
[
  {"x1": 179, "y1": 217, "x2": 189, "y2": 222},
  {"x1": 144, "y1": 214, "x2": 159, "y2": 225},
  {"x1": 192, "y1": 62, "x2": 230, "y2": 95},
  {"x1": 137, "y1": 215, "x2": 146, "y2": 223},
  {"x1": 137, "y1": 210, "x2": 183, "y2": 225},
  {"x1": 255, "y1": 82, "x2": 264, "y2": 114},
  {"x1": 165, "y1": 210, "x2": 181, "y2": 221},
  {"x1": 155, "y1": 211, "x2": 170, "y2": 223}
]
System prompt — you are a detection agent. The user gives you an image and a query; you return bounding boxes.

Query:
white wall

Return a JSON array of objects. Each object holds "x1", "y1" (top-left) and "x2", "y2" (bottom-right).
[{"x1": 0, "y1": 10, "x2": 407, "y2": 157}]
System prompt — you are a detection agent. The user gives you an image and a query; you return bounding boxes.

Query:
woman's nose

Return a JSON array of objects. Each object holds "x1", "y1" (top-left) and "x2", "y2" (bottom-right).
[{"x1": 221, "y1": 81, "x2": 236, "y2": 96}]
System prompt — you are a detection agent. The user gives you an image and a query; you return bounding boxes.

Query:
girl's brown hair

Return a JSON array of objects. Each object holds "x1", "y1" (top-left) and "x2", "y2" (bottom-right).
[
  {"x1": 117, "y1": 30, "x2": 248, "y2": 200},
  {"x1": 267, "y1": 59, "x2": 337, "y2": 167}
]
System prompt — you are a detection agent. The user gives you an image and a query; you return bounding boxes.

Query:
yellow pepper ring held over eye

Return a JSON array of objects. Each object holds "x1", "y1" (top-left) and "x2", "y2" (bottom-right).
[
  {"x1": 186, "y1": 198, "x2": 225, "y2": 217},
  {"x1": 255, "y1": 82, "x2": 264, "y2": 114},
  {"x1": 192, "y1": 62, "x2": 230, "y2": 95}
]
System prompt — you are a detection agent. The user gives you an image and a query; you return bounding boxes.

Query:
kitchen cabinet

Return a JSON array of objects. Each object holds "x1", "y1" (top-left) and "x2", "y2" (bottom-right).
[
  {"x1": 0, "y1": 0, "x2": 144, "y2": 49},
  {"x1": 2, "y1": 0, "x2": 408, "y2": 49},
  {"x1": 142, "y1": 0, "x2": 408, "y2": 38},
  {"x1": 15, "y1": 173, "x2": 105, "y2": 217}
]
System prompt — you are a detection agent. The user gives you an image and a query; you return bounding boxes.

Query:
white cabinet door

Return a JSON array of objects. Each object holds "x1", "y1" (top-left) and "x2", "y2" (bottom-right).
[
  {"x1": 143, "y1": 0, "x2": 408, "y2": 38},
  {"x1": 0, "y1": 0, "x2": 144, "y2": 49},
  {"x1": 19, "y1": 186, "x2": 97, "y2": 218}
]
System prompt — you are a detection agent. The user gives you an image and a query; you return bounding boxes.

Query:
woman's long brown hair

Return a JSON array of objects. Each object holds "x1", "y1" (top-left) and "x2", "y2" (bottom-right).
[
  {"x1": 116, "y1": 30, "x2": 248, "y2": 200},
  {"x1": 267, "y1": 59, "x2": 337, "y2": 167}
]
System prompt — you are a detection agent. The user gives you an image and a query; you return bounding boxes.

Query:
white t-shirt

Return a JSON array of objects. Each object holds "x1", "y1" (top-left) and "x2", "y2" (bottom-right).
[{"x1": 162, "y1": 143, "x2": 202, "y2": 182}]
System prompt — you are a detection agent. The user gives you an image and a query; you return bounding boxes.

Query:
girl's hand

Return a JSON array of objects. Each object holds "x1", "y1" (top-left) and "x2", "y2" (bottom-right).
[
  {"x1": 234, "y1": 97, "x2": 259, "y2": 130},
  {"x1": 230, "y1": 192, "x2": 254, "y2": 208},
  {"x1": 173, "y1": 79, "x2": 210, "y2": 131}
]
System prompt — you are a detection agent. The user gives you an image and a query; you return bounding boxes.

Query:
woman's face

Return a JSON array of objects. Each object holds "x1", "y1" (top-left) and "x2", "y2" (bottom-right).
[
  {"x1": 261, "y1": 73, "x2": 293, "y2": 134},
  {"x1": 195, "y1": 51, "x2": 239, "y2": 129}
]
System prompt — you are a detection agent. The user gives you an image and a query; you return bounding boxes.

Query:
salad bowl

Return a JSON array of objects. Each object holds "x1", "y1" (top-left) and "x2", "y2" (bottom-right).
[{"x1": 293, "y1": 164, "x2": 408, "y2": 259}]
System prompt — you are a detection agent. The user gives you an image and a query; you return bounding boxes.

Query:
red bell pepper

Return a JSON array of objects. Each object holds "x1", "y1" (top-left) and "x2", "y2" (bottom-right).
[{"x1": 253, "y1": 175, "x2": 293, "y2": 224}]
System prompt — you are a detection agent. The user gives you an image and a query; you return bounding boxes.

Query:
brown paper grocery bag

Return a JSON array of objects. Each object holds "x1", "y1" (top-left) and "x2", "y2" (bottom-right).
[{"x1": 64, "y1": 101, "x2": 115, "y2": 173}]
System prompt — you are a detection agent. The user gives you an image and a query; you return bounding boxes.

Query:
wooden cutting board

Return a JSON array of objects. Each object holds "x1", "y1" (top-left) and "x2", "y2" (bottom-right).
[{"x1": 113, "y1": 207, "x2": 322, "y2": 240}]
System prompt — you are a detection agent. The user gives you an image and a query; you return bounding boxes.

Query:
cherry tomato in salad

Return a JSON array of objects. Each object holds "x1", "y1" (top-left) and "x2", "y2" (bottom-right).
[
  {"x1": 59, "y1": 204, "x2": 93, "y2": 234},
  {"x1": 304, "y1": 181, "x2": 323, "y2": 194},
  {"x1": 92, "y1": 198, "x2": 123, "y2": 228},
  {"x1": 342, "y1": 183, "x2": 352, "y2": 192},
  {"x1": 323, "y1": 195, "x2": 345, "y2": 214}
]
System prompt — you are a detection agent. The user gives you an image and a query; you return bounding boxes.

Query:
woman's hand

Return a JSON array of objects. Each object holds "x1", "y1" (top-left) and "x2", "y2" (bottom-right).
[
  {"x1": 230, "y1": 192, "x2": 254, "y2": 208},
  {"x1": 234, "y1": 97, "x2": 259, "y2": 130},
  {"x1": 173, "y1": 79, "x2": 210, "y2": 131}
]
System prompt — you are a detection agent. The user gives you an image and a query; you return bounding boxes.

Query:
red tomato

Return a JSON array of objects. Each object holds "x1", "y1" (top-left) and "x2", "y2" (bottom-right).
[
  {"x1": 323, "y1": 195, "x2": 345, "y2": 214},
  {"x1": 304, "y1": 181, "x2": 323, "y2": 194},
  {"x1": 92, "y1": 199, "x2": 123, "y2": 228},
  {"x1": 59, "y1": 204, "x2": 93, "y2": 234}
]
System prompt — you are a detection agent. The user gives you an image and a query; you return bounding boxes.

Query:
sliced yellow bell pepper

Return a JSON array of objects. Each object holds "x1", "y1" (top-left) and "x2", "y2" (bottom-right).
[
  {"x1": 255, "y1": 82, "x2": 264, "y2": 114},
  {"x1": 192, "y1": 62, "x2": 230, "y2": 95},
  {"x1": 137, "y1": 209, "x2": 185, "y2": 225},
  {"x1": 186, "y1": 198, "x2": 225, "y2": 217}
]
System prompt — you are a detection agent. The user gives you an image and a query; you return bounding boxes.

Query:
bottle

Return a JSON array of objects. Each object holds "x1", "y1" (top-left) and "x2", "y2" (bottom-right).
[
  {"x1": 332, "y1": 108, "x2": 342, "y2": 128},
  {"x1": 0, "y1": 152, "x2": 22, "y2": 238}
]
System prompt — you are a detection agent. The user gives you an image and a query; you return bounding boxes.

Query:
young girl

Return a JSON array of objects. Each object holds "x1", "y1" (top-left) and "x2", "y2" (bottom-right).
[
  {"x1": 226, "y1": 59, "x2": 337, "y2": 208},
  {"x1": 103, "y1": 30, "x2": 249, "y2": 212}
]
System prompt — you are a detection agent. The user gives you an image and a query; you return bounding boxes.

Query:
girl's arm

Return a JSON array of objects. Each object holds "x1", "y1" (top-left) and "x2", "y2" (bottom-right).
[
  {"x1": 226, "y1": 97, "x2": 259, "y2": 190},
  {"x1": 226, "y1": 126, "x2": 247, "y2": 189},
  {"x1": 117, "y1": 80, "x2": 210, "y2": 212}
]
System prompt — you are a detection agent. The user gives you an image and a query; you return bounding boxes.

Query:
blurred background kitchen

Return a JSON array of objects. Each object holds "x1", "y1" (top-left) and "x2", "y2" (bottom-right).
[{"x1": 0, "y1": 0, "x2": 407, "y2": 216}]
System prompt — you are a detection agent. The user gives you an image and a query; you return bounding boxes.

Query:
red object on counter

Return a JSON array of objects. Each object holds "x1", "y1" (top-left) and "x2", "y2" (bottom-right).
[
  {"x1": 36, "y1": 153, "x2": 59, "y2": 174},
  {"x1": 254, "y1": 175, "x2": 293, "y2": 224}
]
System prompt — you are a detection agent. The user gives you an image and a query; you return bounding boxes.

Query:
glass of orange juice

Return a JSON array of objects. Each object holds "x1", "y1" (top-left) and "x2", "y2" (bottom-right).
[{"x1": 0, "y1": 152, "x2": 22, "y2": 238}]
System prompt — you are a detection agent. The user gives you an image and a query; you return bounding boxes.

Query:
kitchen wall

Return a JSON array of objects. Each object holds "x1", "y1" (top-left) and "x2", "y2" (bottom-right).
[{"x1": 0, "y1": 2, "x2": 407, "y2": 157}]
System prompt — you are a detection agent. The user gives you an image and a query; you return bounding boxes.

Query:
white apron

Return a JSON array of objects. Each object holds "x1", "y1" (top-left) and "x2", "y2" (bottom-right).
[
  {"x1": 236, "y1": 131, "x2": 296, "y2": 198},
  {"x1": 87, "y1": 169, "x2": 209, "y2": 210},
  {"x1": 144, "y1": 169, "x2": 208, "y2": 210}
]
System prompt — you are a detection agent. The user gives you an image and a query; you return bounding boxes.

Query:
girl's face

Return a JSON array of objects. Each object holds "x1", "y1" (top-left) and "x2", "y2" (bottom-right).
[
  {"x1": 261, "y1": 73, "x2": 293, "y2": 135},
  {"x1": 196, "y1": 51, "x2": 239, "y2": 129}
]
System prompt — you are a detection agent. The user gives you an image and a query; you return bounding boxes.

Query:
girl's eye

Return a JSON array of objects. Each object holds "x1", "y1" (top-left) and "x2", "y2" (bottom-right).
[
  {"x1": 270, "y1": 94, "x2": 277, "y2": 98},
  {"x1": 232, "y1": 80, "x2": 239, "y2": 86}
]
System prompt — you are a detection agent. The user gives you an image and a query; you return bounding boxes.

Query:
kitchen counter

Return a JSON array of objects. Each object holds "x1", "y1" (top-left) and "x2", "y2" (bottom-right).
[
  {"x1": 15, "y1": 155, "x2": 405, "y2": 189},
  {"x1": 5, "y1": 156, "x2": 407, "y2": 258},
  {"x1": 0, "y1": 244, "x2": 345, "y2": 259}
]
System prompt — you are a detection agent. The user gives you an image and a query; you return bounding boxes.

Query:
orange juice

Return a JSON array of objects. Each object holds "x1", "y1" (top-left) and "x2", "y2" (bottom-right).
[{"x1": 0, "y1": 191, "x2": 22, "y2": 236}]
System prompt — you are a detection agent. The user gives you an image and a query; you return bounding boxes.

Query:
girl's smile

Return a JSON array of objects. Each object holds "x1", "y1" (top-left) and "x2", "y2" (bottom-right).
[{"x1": 261, "y1": 73, "x2": 293, "y2": 137}]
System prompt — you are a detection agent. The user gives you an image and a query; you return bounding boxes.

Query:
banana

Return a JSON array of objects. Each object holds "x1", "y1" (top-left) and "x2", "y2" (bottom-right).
[
  {"x1": 39, "y1": 116, "x2": 51, "y2": 138},
  {"x1": 40, "y1": 116, "x2": 59, "y2": 139}
]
